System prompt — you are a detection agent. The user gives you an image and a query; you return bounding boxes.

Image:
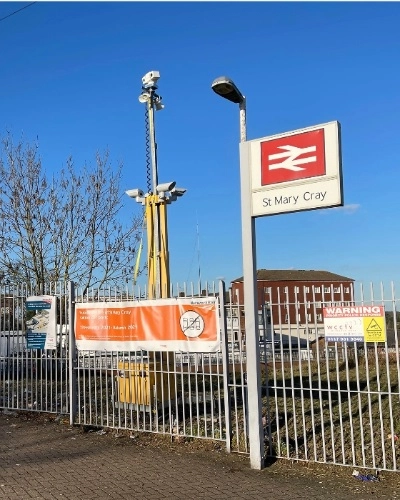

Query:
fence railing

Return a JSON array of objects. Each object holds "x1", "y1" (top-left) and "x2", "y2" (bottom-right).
[
  {"x1": 256, "y1": 282, "x2": 400, "y2": 471},
  {"x1": 1, "y1": 280, "x2": 400, "y2": 472}
]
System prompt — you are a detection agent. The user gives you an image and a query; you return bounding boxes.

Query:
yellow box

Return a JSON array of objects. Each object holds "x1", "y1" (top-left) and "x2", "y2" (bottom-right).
[{"x1": 116, "y1": 361, "x2": 175, "y2": 407}]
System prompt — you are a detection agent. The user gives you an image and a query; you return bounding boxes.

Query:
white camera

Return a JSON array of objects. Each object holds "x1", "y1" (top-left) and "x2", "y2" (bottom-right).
[
  {"x1": 156, "y1": 181, "x2": 176, "y2": 194},
  {"x1": 170, "y1": 187, "x2": 186, "y2": 197},
  {"x1": 142, "y1": 70, "x2": 161, "y2": 87},
  {"x1": 126, "y1": 188, "x2": 144, "y2": 198}
]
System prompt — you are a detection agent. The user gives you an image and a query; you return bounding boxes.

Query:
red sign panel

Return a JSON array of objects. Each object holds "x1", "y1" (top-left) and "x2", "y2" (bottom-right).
[{"x1": 261, "y1": 129, "x2": 326, "y2": 185}]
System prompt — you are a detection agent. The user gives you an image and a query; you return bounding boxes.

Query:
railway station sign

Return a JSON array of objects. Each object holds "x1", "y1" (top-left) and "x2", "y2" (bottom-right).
[{"x1": 240, "y1": 121, "x2": 343, "y2": 217}]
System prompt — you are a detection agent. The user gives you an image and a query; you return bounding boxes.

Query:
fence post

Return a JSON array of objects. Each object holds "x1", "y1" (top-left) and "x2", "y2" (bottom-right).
[
  {"x1": 68, "y1": 281, "x2": 78, "y2": 425},
  {"x1": 219, "y1": 280, "x2": 232, "y2": 453}
]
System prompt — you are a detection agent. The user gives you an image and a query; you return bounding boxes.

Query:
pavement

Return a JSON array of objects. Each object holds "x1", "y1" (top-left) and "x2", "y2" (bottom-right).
[{"x1": 1, "y1": 410, "x2": 400, "y2": 500}]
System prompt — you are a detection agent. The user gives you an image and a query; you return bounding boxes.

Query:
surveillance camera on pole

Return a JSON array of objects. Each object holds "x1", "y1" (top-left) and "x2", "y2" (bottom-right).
[
  {"x1": 126, "y1": 188, "x2": 144, "y2": 198},
  {"x1": 156, "y1": 181, "x2": 176, "y2": 193},
  {"x1": 142, "y1": 70, "x2": 161, "y2": 88},
  {"x1": 170, "y1": 187, "x2": 186, "y2": 197},
  {"x1": 126, "y1": 71, "x2": 187, "y2": 298},
  {"x1": 125, "y1": 188, "x2": 145, "y2": 205}
]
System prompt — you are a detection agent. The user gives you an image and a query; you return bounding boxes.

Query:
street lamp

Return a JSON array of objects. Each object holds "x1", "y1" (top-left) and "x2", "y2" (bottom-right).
[
  {"x1": 211, "y1": 76, "x2": 264, "y2": 470},
  {"x1": 211, "y1": 76, "x2": 246, "y2": 142}
]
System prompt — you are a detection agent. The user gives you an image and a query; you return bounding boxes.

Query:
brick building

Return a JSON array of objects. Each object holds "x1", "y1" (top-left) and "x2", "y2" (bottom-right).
[{"x1": 231, "y1": 269, "x2": 354, "y2": 344}]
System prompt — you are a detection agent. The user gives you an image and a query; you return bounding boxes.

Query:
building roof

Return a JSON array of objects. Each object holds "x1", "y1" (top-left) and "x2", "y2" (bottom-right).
[{"x1": 232, "y1": 269, "x2": 354, "y2": 283}]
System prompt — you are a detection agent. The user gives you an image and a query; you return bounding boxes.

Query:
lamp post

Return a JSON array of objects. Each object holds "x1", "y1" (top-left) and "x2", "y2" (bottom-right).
[
  {"x1": 127, "y1": 71, "x2": 186, "y2": 299},
  {"x1": 211, "y1": 76, "x2": 264, "y2": 470}
]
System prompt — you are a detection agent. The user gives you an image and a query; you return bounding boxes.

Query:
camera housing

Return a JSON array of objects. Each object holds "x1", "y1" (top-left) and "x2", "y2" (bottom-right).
[
  {"x1": 126, "y1": 189, "x2": 144, "y2": 198},
  {"x1": 156, "y1": 182, "x2": 176, "y2": 194},
  {"x1": 170, "y1": 187, "x2": 186, "y2": 197},
  {"x1": 142, "y1": 71, "x2": 161, "y2": 87}
]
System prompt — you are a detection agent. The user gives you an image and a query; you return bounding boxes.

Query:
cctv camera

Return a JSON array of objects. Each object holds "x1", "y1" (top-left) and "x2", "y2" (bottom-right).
[
  {"x1": 156, "y1": 181, "x2": 176, "y2": 193},
  {"x1": 142, "y1": 70, "x2": 161, "y2": 87},
  {"x1": 126, "y1": 188, "x2": 144, "y2": 198},
  {"x1": 170, "y1": 187, "x2": 186, "y2": 197}
]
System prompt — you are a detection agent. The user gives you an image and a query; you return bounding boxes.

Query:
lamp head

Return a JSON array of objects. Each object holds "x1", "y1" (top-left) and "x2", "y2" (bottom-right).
[
  {"x1": 155, "y1": 98, "x2": 164, "y2": 111},
  {"x1": 211, "y1": 76, "x2": 244, "y2": 104},
  {"x1": 138, "y1": 93, "x2": 150, "y2": 104}
]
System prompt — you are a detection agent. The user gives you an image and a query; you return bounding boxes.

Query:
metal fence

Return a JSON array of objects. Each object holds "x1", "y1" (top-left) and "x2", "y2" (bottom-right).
[
  {"x1": 1, "y1": 280, "x2": 400, "y2": 472},
  {"x1": 257, "y1": 282, "x2": 400, "y2": 471},
  {"x1": 72, "y1": 282, "x2": 229, "y2": 444},
  {"x1": 0, "y1": 282, "x2": 70, "y2": 414}
]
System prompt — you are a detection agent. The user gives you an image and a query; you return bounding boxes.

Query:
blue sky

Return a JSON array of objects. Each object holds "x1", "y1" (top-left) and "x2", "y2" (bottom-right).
[{"x1": 1, "y1": 1, "x2": 399, "y2": 288}]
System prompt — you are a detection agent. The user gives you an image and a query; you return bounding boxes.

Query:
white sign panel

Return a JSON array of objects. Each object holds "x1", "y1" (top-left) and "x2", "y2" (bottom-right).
[
  {"x1": 323, "y1": 305, "x2": 386, "y2": 343},
  {"x1": 240, "y1": 121, "x2": 343, "y2": 217},
  {"x1": 26, "y1": 296, "x2": 57, "y2": 350}
]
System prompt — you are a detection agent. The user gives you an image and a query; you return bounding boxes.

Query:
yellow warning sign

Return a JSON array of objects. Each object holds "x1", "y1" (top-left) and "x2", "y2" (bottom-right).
[{"x1": 363, "y1": 316, "x2": 386, "y2": 342}]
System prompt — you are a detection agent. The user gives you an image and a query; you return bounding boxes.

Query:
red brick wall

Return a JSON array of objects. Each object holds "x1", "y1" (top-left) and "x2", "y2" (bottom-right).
[{"x1": 231, "y1": 279, "x2": 354, "y2": 325}]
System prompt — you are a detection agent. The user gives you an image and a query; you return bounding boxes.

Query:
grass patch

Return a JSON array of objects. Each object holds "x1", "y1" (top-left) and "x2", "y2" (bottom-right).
[{"x1": 261, "y1": 354, "x2": 400, "y2": 470}]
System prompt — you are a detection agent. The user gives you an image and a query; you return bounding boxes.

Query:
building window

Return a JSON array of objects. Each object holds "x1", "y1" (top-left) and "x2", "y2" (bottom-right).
[
  {"x1": 315, "y1": 301, "x2": 322, "y2": 308},
  {"x1": 324, "y1": 287, "x2": 331, "y2": 293},
  {"x1": 314, "y1": 287, "x2": 320, "y2": 293},
  {"x1": 307, "y1": 313, "x2": 312, "y2": 322},
  {"x1": 304, "y1": 286, "x2": 310, "y2": 293},
  {"x1": 344, "y1": 287, "x2": 350, "y2": 293},
  {"x1": 334, "y1": 287, "x2": 340, "y2": 293},
  {"x1": 317, "y1": 313, "x2": 323, "y2": 322}
]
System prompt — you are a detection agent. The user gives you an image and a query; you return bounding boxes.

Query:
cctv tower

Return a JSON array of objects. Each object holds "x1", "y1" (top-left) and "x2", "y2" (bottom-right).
[{"x1": 131, "y1": 71, "x2": 186, "y2": 299}]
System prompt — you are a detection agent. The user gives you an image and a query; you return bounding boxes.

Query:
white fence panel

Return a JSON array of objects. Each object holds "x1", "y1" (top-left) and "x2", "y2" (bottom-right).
[
  {"x1": 0, "y1": 282, "x2": 70, "y2": 414},
  {"x1": 255, "y1": 283, "x2": 400, "y2": 471},
  {"x1": 2, "y1": 279, "x2": 400, "y2": 472},
  {"x1": 73, "y1": 282, "x2": 228, "y2": 445}
]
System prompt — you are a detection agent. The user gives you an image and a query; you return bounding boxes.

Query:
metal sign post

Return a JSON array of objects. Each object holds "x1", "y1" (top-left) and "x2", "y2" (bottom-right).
[
  {"x1": 238, "y1": 142, "x2": 265, "y2": 469},
  {"x1": 212, "y1": 77, "x2": 343, "y2": 471},
  {"x1": 211, "y1": 76, "x2": 265, "y2": 470}
]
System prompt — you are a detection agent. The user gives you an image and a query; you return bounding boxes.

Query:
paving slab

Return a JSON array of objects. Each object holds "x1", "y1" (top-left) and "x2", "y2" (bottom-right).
[{"x1": 1, "y1": 411, "x2": 399, "y2": 499}]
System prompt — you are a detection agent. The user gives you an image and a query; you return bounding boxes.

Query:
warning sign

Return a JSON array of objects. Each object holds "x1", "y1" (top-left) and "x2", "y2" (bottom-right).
[
  {"x1": 323, "y1": 305, "x2": 386, "y2": 343},
  {"x1": 364, "y1": 317, "x2": 386, "y2": 342}
]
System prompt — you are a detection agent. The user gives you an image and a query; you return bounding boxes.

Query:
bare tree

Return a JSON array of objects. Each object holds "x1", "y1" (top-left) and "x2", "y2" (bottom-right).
[{"x1": 0, "y1": 134, "x2": 143, "y2": 293}]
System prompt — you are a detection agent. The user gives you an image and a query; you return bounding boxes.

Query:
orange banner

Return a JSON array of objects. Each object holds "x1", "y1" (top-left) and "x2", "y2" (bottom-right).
[{"x1": 75, "y1": 297, "x2": 220, "y2": 352}]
